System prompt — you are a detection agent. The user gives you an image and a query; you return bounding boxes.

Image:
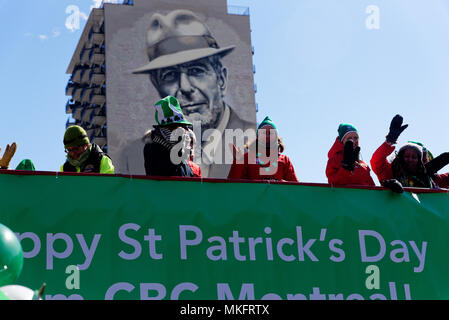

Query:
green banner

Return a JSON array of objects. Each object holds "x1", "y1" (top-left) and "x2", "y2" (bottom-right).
[{"x1": 1, "y1": 172, "x2": 449, "y2": 300}]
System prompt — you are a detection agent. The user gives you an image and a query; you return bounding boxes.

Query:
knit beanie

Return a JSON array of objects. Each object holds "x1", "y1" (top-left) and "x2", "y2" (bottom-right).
[
  {"x1": 338, "y1": 123, "x2": 358, "y2": 141},
  {"x1": 15, "y1": 159, "x2": 35, "y2": 171},
  {"x1": 63, "y1": 126, "x2": 90, "y2": 149},
  {"x1": 258, "y1": 116, "x2": 277, "y2": 131}
]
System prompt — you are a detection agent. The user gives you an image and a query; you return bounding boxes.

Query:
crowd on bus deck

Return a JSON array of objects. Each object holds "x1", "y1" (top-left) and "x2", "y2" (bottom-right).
[{"x1": 1, "y1": 96, "x2": 448, "y2": 192}]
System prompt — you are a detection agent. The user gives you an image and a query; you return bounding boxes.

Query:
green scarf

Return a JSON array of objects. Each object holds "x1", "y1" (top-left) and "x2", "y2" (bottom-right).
[{"x1": 66, "y1": 145, "x2": 91, "y2": 168}]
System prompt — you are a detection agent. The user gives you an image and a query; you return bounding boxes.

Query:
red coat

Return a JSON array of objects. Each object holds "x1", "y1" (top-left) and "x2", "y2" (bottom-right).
[
  {"x1": 188, "y1": 161, "x2": 202, "y2": 178},
  {"x1": 326, "y1": 138, "x2": 375, "y2": 186},
  {"x1": 228, "y1": 152, "x2": 299, "y2": 182},
  {"x1": 370, "y1": 141, "x2": 395, "y2": 182}
]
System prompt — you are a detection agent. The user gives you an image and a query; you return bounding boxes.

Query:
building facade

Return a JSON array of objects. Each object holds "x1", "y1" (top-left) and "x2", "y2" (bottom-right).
[{"x1": 65, "y1": 0, "x2": 257, "y2": 178}]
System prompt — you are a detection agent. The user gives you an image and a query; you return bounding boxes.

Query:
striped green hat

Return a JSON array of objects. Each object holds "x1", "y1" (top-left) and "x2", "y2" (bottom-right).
[
  {"x1": 153, "y1": 96, "x2": 192, "y2": 127},
  {"x1": 338, "y1": 123, "x2": 358, "y2": 141}
]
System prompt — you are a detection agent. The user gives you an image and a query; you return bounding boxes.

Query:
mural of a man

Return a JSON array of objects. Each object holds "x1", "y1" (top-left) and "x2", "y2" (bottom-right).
[{"x1": 132, "y1": 9, "x2": 255, "y2": 178}]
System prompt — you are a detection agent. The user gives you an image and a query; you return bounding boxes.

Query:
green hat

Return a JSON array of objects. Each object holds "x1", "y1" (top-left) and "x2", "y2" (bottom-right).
[
  {"x1": 338, "y1": 123, "x2": 358, "y2": 141},
  {"x1": 258, "y1": 116, "x2": 277, "y2": 131},
  {"x1": 15, "y1": 159, "x2": 35, "y2": 171},
  {"x1": 153, "y1": 96, "x2": 192, "y2": 128},
  {"x1": 63, "y1": 125, "x2": 90, "y2": 148},
  {"x1": 408, "y1": 141, "x2": 434, "y2": 161},
  {"x1": 0, "y1": 224, "x2": 23, "y2": 286}
]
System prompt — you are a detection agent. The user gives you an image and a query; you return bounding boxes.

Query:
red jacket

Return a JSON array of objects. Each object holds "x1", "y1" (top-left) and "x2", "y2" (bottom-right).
[
  {"x1": 228, "y1": 152, "x2": 299, "y2": 182},
  {"x1": 326, "y1": 138, "x2": 375, "y2": 186},
  {"x1": 370, "y1": 141, "x2": 395, "y2": 182},
  {"x1": 371, "y1": 141, "x2": 445, "y2": 188},
  {"x1": 188, "y1": 161, "x2": 202, "y2": 178}
]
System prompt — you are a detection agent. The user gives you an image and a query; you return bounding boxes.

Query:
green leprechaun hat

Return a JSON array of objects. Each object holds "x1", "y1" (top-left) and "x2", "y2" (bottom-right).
[{"x1": 153, "y1": 96, "x2": 192, "y2": 128}]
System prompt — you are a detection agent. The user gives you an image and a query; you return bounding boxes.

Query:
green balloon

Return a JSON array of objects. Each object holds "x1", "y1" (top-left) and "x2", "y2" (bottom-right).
[{"x1": 0, "y1": 224, "x2": 23, "y2": 286}]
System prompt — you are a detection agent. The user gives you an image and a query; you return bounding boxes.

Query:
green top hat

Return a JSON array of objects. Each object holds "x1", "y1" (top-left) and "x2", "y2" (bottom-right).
[{"x1": 154, "y1": 96, "x2": 192, "y2": 128}]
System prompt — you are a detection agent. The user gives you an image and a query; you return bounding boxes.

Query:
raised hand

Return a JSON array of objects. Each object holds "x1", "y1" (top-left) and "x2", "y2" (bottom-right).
[
  {"x1": 0, "y1": 142, "x2": 17, "y2": 169},
  {"x1": 386, "y1": 114, "x2": 408, "y2": 144},
  {"x1": 381, "y1": 179, "x2": 404, "y2": 193},
  {"x1": 342, "y1": 140, "x2": 355, "y2": 171}
]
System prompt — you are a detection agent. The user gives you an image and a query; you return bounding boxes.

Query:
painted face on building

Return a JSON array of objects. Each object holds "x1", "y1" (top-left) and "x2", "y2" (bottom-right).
[{"x1": 150, "y1": 56, "x2": 228, "y2": 132}]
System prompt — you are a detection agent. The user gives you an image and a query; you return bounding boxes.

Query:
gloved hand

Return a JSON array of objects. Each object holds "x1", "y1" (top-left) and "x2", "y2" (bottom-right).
[
  {"x1": 381, "y1": 179, "x2": 404, "y2": 193},
  {"x1": 425, "y1": 152, "x2": 449, "y2": 176},
  {"x1": 342, "y1": 140, "x2": 355, "y2": 171},
  {"x1": 386, "y1": 115, "x2": 408, "y2": 144},
  {"x1": 0, "y1": 142, "x2": 17, "y2": 169},
  {"x1": 354, "y1": 146, "x2": 361, "y2": 161}
]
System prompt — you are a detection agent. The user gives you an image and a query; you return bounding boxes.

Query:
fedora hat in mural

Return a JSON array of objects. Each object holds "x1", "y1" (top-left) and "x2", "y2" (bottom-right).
[{"x1": 132, "y1": 9, "x2": 236, "y2": 73}]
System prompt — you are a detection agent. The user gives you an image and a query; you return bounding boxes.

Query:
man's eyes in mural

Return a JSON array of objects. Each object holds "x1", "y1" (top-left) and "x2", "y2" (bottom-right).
[
  {"x1": 160, "y1": 70, "x2": 178, "y2": 82},
  {"x1": 159, "y1": 66, "x2": 209, "y2": 82},
  {"x1": 186, "y1": 67, "x2": 207, "y2": 77}
]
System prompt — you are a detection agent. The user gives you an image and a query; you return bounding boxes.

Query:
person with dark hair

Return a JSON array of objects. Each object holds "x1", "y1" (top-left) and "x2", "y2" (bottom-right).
[
  {"x1": 370, "y1": 115, "x2": 437, "y2": 193},
  {"x1": 326, "y1": 123, "x2": 375, "y2": 186},
  {"x1": 408, "y1": 141, "x2": 449, "y2": 189},
  {"x1": 61, "y1": 125, "x2": 114, "y2": 174},
  {"x1": 227, "y1": 116, "x2": 298, "y2": 182},
  {"x1": 143, "y1": 96, "x2": 195, "y2": 177}
]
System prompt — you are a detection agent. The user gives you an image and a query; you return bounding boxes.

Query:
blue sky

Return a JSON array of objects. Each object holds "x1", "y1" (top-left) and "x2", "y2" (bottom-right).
[{"x1": 1, "y1": 0, "x2": 448, "y2": 184}]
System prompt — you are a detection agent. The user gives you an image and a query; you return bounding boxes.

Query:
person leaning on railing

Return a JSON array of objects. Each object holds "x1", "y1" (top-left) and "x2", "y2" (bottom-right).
[
  {"x1": 370, "y1": 114, "x2": 440, "y2": 193},
  {"x1": 61, "y1": 125, "x2": 114, "y2": 174},
  {"x1": 408, "y1": 141, "x2": 449, "y2": 189},
  {"x1": 325, "y1": 123, "x2": 376, "y2": 187}
]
